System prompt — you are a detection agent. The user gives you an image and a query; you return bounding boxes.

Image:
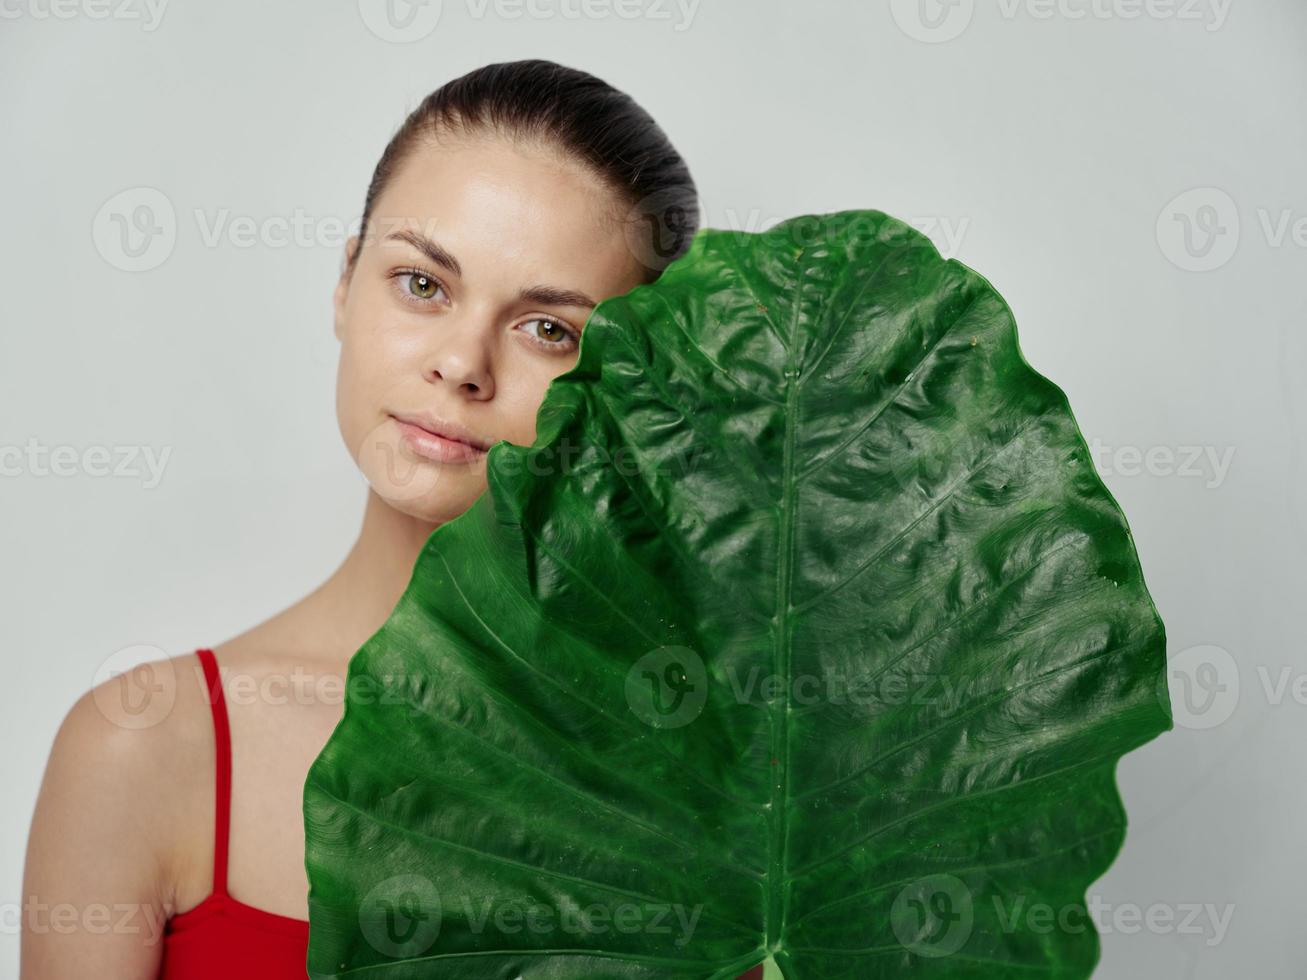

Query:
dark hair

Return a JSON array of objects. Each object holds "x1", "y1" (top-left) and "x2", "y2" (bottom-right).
[{"x1": 352, "y1": 59, "x2": 700, "y2": 285}]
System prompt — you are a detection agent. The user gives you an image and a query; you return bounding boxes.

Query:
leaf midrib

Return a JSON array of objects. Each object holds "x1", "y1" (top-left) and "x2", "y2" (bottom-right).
[{"x1": 766, "y1": 245, "x2": 807, "y2": 955}]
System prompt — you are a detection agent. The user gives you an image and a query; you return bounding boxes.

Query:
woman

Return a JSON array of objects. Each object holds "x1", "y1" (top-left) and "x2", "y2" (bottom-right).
[{"x1": 22, "y1": 59, "x2": 759, "y2": 978}]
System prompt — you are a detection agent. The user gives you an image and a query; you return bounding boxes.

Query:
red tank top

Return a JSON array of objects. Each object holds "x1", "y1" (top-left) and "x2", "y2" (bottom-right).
[
  {"x1": 158, "y1": 647, "x2": 766, "y2": 980},
  {"x1": 158, "y1": 648, "x2": 311, "y2": 977}
]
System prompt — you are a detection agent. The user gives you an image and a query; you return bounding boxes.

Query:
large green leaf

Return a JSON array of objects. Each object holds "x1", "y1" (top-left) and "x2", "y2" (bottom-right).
[{"x1": 303, "y1": 209, "x2": 1171, "y2": 979}]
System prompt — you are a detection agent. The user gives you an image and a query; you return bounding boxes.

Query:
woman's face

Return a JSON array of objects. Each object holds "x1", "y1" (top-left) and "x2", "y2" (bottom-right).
[{"x1": 333, "y1": 130, "x2": 647, "y2": 525}]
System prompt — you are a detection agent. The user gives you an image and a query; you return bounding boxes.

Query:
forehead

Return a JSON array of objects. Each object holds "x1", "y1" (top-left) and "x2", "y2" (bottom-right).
[{"x1": 367, "y1": 132, "x2": 639, "y2": 291}]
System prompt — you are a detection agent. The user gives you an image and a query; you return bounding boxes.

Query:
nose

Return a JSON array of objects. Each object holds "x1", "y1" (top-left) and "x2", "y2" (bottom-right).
[{"x1": 422, "y1": 324, "x2": 494, "y2": 399}]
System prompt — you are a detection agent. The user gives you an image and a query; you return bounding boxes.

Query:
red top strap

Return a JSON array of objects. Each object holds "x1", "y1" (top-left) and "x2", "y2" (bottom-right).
[{"x1": 195, "y1": 648, "x2": 230, "y2": 897}]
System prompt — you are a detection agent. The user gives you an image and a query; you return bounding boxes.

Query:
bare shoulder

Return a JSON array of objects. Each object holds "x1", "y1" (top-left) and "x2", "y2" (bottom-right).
[
  {"x1": 38, "y1": 651, "x2": 217, "y2": 882},
  {"x1": 23, "y1": 586, "x2": 356, "y2": 974},
  {"x1": 21, "y1": 649, "x2": 220, "y2": 974}
]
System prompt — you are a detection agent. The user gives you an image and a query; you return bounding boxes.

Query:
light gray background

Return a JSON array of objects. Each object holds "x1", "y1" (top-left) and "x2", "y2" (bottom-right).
[{"x1": 2, "y1": 1, "x2": 1303, "y2": 976}]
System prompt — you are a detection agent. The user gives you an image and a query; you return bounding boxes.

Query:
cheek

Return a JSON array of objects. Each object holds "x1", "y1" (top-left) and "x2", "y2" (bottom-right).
[
  {"x1": 497, "y1": 360, "x2": 570, "y2": 447},
  {"x1": 334, "y1": 318, "x2": 405, "y2": 460},
  {"x1": 336, "y1": 339, "x2": 447, "y2": 507}
]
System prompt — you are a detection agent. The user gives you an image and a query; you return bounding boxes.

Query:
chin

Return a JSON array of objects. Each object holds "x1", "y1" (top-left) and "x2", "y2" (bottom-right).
[
  {"x1": 351, "y1": 416, "x2": 478, "y2": 506},
  {"x1": 372, "y1": 464, "x2": 486, "y2": 526},
  {"x1": 383, "y1": 493, "x2": 473, "y2": 526}
]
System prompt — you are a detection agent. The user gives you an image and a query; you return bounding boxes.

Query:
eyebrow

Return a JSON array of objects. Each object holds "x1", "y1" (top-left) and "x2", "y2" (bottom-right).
[{"x1": 385, "y1": 230, "x2": 599, "y2": 309}]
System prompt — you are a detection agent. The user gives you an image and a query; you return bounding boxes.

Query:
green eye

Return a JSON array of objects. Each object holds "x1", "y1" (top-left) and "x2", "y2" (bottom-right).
[
  {"x1": 520, "y1": 317, "x2": 578, "y2": 351},
  {"x1": 390, "y1": 268, "x2": 445, "y2": 305},
  {"x1": 536, "y1": 320, "x2": 566, "y2": 343},
  {"x1": 407, "y1": 273, "x2": 439, "y2": 300}
]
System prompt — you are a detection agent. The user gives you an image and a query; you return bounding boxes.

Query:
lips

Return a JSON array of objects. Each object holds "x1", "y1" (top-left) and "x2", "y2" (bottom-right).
[{"x1": 390, "y1": 412, "x2": 491, "y2": 464}]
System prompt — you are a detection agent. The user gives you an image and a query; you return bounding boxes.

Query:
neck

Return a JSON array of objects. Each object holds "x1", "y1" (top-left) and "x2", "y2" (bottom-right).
[{"x1": 305, "y1": 487, "x2": 441, "y2": 667}]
